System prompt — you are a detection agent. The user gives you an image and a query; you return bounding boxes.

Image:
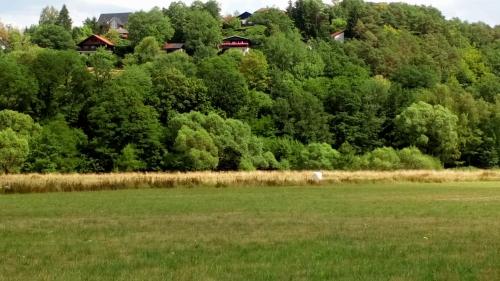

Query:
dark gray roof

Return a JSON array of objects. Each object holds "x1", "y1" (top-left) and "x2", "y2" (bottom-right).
[
  {"x1": 237, "y1": 12, "x2": 252, "y2": 20},
  {"x1": 97, "y1": 13, "x2": 131, "y2": 26}
]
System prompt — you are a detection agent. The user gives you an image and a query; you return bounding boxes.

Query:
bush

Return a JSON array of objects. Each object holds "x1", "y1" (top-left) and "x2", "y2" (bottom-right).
[
  {"x1": 362, "y1": 147, "x2": 401, "y2": 170},
  {"x1": 398, "y1": 147, "x2": 442, "y2": 170}
]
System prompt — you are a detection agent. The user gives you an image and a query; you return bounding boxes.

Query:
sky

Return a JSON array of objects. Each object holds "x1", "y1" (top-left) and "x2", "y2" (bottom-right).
[{"x1": 0, "y1": 0, "x2": 498, "y2": 28}]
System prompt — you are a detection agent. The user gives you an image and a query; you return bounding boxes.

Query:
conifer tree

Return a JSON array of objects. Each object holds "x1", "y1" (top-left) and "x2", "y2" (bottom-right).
[{"x1": 57, "y1": 5, "x2": 72, "y2": 31}]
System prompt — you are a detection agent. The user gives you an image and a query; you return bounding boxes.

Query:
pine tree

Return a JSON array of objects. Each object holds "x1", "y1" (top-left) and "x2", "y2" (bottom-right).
[{"x1": 57, "y1": 5, "x2": 72, "y2": 31}]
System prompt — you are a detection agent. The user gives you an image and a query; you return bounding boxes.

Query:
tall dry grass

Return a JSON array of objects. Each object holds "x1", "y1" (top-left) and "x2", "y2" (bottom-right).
[{"x1": 1, "y1": 170, "x2": 500, "y2": 194}]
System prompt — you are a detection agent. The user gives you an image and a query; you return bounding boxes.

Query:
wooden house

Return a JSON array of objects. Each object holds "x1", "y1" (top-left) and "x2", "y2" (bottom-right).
[
  {"x1": 220, "y1": 36, "x2": 251, "y2": 55},
  {"x1": 163, "y1": 43, "x2": 185, "y2": 53},
  {"x1": 77, "y1": 34, "x2": 115, "y2": 54}
]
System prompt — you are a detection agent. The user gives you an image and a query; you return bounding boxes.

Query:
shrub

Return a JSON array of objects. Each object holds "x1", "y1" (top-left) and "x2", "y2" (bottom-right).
[
  {"x1": 362, "y1": 147, "x2": 401, "y2": 171},
  {"x1": 398, "y1": 147, "x2": 442, "y2": 170}
]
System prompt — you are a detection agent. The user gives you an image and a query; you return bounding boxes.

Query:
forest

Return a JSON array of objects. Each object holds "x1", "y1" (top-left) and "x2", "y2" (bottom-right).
[{"x1": 0, "y1": 0, "x2": 499, "y2": 173}]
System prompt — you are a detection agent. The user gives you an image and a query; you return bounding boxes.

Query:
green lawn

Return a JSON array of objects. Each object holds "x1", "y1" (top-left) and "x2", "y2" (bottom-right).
[{"x1": 2, "y1": 183, "x2": 500, "y2": 281}]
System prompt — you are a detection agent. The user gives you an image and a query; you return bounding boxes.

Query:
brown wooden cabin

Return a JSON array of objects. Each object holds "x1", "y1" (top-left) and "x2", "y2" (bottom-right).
[
  {"x1": 163, "y1": 43, "x2": 185, "y2": 53},
  {"x1": 219, "y1": 36, "x2": 251, "y2": 54},
  {"x1": 77, "y1": 34, "x2": 115, "y2": 54}
]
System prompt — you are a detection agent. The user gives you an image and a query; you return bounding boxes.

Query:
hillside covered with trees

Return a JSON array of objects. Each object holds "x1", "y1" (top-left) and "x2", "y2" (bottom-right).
[{"x1": 0, "y1": 0, "x2": 499, "y2": 173}]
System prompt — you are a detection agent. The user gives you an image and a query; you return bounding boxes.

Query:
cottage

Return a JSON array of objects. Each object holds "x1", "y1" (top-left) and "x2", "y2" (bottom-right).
[
  {"x1": 331, "y1": 30, "x2": 345, "y2": 42},
  {"x1": 220, "y1": 36, "x2": 251, "y2": 55},
  {"x1": 163, "y1": 43, "x2": 185, "y2": 53},
  {"x1": 77, "y1": 34, "x2": 115, "y2": 54},
  {"x1": 237, "y1": 12, "x2": 253, "y2": 26},
  {"x1": 97, "y1": 12, "x2": 131, "y2": 38}
]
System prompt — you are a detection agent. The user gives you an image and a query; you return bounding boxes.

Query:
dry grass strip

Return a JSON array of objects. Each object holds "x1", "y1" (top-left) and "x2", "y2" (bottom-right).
[{"x1": 1, "y1": 170, "x2": 499, "y2": 194}]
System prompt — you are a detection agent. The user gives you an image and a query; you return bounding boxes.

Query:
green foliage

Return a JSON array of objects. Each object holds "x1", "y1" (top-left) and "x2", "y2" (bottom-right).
[
  {"x1": 396, "y1": 102, "x2": 460, "y2": 163},
  {"x1": 0, "y1": 1, "x2": 497, "y2": 172},
  {"x1": 128, "y1": 8, "x2": 174, "y2": 45},
  {"x1": 150, "y1": 67, "x2": 209, "y2": 123},
  {"x1": 26, "y1": 116, "x2": 87, "y2": 173},
  {"x1": 183, "y1": 9, "x2": 222, "y2": 54},
  {"x1": 0, "y1": 110, "x2": 41, "y2": 138},
  {"x1": 0, "y1": 56, "x2": 39, "y2": 114},
  {"x1": 133, "y1": 36, "x2": 161, "y2": 64},
  {"x1": 31, "y1": 24, "x2": 75, "y2": 50},
  {"x1": 56, "y1": 5, "x2": 72, "y2": 31},
  {"x1": 88, "y1": 47, "x2": 116, "y2": 86},
  {"x1": 0, "y1": 128, "x2": 29, "y2": 173},
  {"x1": 115, "y1": 144, "x2": 146, "y2": 172},
  {"x1": 39, "y1": 6, "x2": 59, "y2": 25},
  {"x1": 198, "y1": 55, "x2": 249, "y2": 117}
]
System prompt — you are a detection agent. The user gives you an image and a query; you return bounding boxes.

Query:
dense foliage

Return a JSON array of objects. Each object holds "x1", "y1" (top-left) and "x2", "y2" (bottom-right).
[{"x1": 0, "y1": 0, "x2": 499, "y2": 173}]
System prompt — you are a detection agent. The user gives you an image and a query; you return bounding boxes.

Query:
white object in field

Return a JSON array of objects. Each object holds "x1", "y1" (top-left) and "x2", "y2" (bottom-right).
[{"x1": 312, "y1": 171, "x2": 323, "y2": 182}]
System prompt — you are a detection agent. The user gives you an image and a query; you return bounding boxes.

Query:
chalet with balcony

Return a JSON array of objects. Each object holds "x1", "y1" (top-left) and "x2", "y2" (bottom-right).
[
  {"x1": 77, "y1": 34, "x2": 115, "y2": 54},
  {"x1": 220, "y1": 36, "x2": 251, "y2": 55}
]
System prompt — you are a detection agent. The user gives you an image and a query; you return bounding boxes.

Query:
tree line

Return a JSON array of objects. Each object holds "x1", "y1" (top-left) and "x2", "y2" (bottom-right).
[{"x1": 0, "y1": 0, "x2": 499, "y2": 173}]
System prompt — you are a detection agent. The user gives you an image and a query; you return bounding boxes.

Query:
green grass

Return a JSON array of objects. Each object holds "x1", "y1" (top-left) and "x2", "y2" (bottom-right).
[{"x1": 2, "y1": 182, "x2": 500, "y2": 281}]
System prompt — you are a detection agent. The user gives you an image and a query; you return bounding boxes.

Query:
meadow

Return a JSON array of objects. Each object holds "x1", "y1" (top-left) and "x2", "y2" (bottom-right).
[{"x1": 1, "y1": 180, "x2": 500, "y2": 280}]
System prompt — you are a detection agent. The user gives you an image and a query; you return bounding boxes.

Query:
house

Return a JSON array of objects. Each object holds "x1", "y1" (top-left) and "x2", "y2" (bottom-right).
[
  {"x1": 331, "y1": 30, "x2": 345, "y2": 42},
  {"x1": 97, "y1": 12, "x2": 131, "y2": 38},
  {"x1": 77, "y1": 34, "x2": 115, "y2": 54},
  {"x1": 237, "y1": 12, "x2": 253, "y2": 26},
  {"x1": 163, "y1": 43, "x2": 185, "y2": 53},
  {"x1": 220, "y1": 36, "x2": 251, "y2": 55}
]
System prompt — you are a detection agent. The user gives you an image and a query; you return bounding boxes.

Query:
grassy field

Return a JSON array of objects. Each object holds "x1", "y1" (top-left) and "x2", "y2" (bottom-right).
[{"x1": 2, "y1": 182, "x2": 500, "y2": 280}]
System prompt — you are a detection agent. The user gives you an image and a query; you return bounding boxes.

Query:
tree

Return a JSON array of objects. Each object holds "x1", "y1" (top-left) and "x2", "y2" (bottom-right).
[
  {"x1": 83, "y1": 17, "x2": 100, "y2": 34},
  {"x1": 30, "y1": 49, "x2": 91, "y2": 120},
  {"x1": 239, "y1": 50, "x2": 270, "y2": 91},
  {"x1": 87, "y1": 67, "x2": 163, "y2": 171},
  {"x1": 56, "y1": 5, "x2": 72, "y2": 31},
  {"x1": 287, "y1": 0, "x2": 330, "y2": 38},
  {"x1": 31, "y1": 24, "x2": 75, "y2": 50},
  {"x1": 128, "y1": 8, "x2": 174, "y2": 45},
  {"x1": 198, "y1": 55, "x2": 249, "y2": 117},
  {"x1": 395, "y1": 102, "x2": 460, "y2": 163},
  {"x1": 183, "y1": 9, "x2": 222, "y2": 54},
  {"x1": 250, "y1": 8, "x2": 295, "y2": 35},
  {"x1": 39, "y1": 6, "x2": 59, "y2": 25},
  {"x1": 88, "y1": 47, "x2": 116, "y2": 87},
  {"x1": 0, "y1": 56, "x2": 39, "y2": 114},
  {"x1": 0, "y1": 128, "x2": 29, "y2": 174},
  {"x1": 150, "y1": 68, "x2": 209, "y2": 123},
  {"x1": 163, "y1": 1, "x2": 190, "y2": 42},
  {"x1": 169, "y1": 126, "x2": 219, "y2": 170},
  {"x1": 25, "y1": 116, "x2": 87, "y2": 173},
  {"x1": 115, "y1": 144, "x2": 146, "y2": 172},
  {"x1": 0, "y1": 110, "x2": 41, "y2": 138},
  {"x1": 133, "y1": 36, "x2": 161, "y2": 64}
]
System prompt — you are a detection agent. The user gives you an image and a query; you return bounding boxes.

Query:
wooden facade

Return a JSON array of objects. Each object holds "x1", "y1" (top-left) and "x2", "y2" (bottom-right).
[{"x1": 77, "y1": 35, "x2": 115, "y2": 54}]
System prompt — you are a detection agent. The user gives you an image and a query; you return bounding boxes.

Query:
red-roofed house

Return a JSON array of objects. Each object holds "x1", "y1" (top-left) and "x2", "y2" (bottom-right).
[{"x1": 77, "y1": 34, "x2": 115, "y2": 54}]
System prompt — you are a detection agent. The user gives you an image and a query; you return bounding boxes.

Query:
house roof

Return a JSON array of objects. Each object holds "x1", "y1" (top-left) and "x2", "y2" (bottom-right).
[
  {"x1": 163, "y1": 43, "x2": 185, "y2": 50},
  {"x1": 223, "y1": 36, "x2": 251, "y2": 42},
  {"x1": 237, "y1": 12, "x2": 252, "y2": 20},
  {"x1": 331, "y1": 30, "x2": 345, "y2": 38},
  {"x1": 97, "y1": 13, "x2": 131, "y2": 26},
  {"x1": 77, "y1": 34, "x2": 115, "y2": 47}
]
